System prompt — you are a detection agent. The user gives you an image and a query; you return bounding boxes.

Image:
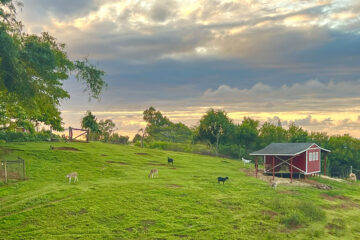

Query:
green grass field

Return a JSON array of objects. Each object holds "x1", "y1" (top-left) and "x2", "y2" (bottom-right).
[{"x1": 1, "y1": 142, "x2": 360, "y2": 239}]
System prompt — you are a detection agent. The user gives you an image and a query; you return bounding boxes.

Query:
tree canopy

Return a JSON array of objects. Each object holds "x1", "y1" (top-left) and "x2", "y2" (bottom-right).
[{"x1": 0, "y1": 0, "x2": 106, "y2": 131}]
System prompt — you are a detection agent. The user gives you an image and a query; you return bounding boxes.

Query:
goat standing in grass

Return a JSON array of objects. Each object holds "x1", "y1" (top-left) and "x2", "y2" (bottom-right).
[
  {"x1": 168, "y1": 157, "x2": 174, "y2": 165},
  {"x1": 66, "y1": 172, "x2": 78, "y2": 183},
  {"x1": 269, "y1": 179, "x2": 277, "y2": 189},
  {"x1": 148, "y1": 169, "x2": 159, "y2": 178},
  {"x1": 218, "y1": 177, "x2": 229, "y2": 184}
]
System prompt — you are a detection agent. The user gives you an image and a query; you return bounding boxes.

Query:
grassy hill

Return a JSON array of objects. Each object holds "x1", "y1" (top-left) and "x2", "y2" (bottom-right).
[{"x1": 1, "y1": 142, "x2": 360, "y2": 239}]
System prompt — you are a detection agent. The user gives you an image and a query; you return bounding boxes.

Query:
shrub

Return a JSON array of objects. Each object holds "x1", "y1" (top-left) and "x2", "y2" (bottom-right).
[{"x1": 0, "y1": 131, "x2": 59, "y2": 142}]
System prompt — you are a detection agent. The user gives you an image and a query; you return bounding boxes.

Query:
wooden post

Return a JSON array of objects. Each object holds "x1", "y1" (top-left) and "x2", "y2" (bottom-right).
[
  {"x1": 69, "y1": 127, "x2": 72, "y2": 141},
  {"x1": 255, "y1": 156, "x2": 258, "y2": 178},
  {"x1": 272, "y1": 156, "x2": 275, "y2": 180},
  {"x1": 4, "y1": 159, "x2": 7, "y2": 184},
  {"x1": 290, "y1": 158, "x2": 293, "y2": 183},
  {"x1": 324, "y1": 153, "x2": 327, "y2": 176},
  {"x1": 86, "y1": 129, "x2": 90, "y2": 143}
]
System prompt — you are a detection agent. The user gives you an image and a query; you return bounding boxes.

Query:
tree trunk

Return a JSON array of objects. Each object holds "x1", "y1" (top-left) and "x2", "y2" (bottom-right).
[
  {"x1": 141, "y1": 133, "x2": 144, "y2": 148},
  {"x1": 216, "y1": 134, "x2": 220, "y2": 157}
]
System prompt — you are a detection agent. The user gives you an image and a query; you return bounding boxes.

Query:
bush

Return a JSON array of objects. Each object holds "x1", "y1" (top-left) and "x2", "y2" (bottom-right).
[
  {"x1": 0, "y1": 131, "x2": 59, "y2": 142},
  {"x1": 0, "y1": 139, "x2": 6, "y2": 144}
]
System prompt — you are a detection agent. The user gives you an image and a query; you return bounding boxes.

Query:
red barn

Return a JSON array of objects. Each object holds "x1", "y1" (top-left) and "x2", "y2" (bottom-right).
[{"x1": 250, "y1": 143, "x2": 330, "y2": 180}]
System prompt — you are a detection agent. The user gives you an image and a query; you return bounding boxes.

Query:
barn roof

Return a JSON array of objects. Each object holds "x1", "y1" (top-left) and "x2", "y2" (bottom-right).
[{"x1": 250, "y1": 143, "x2": 330, "y2": 156}]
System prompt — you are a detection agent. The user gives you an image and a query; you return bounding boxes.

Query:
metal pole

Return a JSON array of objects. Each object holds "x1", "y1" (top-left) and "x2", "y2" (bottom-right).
[
  {"x1": 255, "y1": 156, "x2": 258, "y2": 178},
  {"x1": 290, "y1": 158, "x2": 293, "y2": 183},
  {"x1": 324, "y1": 153, "x2": 327, "y2": 176},
  {"x1": 272, "y1": 156, "x2": 275, "y2": 180},
  {"x1": 350, "y1": 166, "x2": 353, "y2": 174}
]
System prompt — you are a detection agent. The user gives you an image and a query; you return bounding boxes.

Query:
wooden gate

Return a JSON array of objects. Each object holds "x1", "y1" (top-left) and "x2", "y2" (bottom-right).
[{"x1": 69, "y1": 127, "x2": 89, "y2": 142}]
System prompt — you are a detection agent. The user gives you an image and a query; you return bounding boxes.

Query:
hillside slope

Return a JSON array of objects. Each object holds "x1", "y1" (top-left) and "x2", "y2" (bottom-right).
[{"x1": 1, "y1": 142, "x2": 360, "y2": 239}]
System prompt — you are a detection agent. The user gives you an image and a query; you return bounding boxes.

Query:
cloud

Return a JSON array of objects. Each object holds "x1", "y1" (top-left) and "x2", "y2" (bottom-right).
[{"x1": 200, "y1": 79, "x2": 360, "y2": 112}]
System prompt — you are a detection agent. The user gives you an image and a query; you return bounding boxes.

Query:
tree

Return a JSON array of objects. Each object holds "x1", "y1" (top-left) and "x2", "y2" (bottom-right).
[
  {"x1": 0, "y1": 1, "x2": 106, "y2": 131},
  {"x1": 234, "y1": 117, "x2": 259, "y2": 152},
  {"x1": 142, "y1": 107, "x2": 192, "y2": 143},
  {"x1": 81, "y1": 111, "x2": 99, "y2": 136},
  {"x1": 259, "y1": 122, "x2": 288, "y2": 147},
  {"x1": 109, "y1": 133, "x2": 129, "y2": 144},
  {"x1": 137, "y1": 128, "x2": 147, "y2": 148},
  {"x1": 98, "y1": 119, "x2": 116, "y2": 142},
  {"x1": 197, "y1": 109, "x2": 232, "y2": 156},
  {"x1": 287, "y1": 123, "x2": 309, "y2": 143}
]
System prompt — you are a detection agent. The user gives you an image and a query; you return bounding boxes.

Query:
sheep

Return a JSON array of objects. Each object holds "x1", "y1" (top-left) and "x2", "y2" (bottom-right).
[
  {"x1": 217, "y1": 177, "x2": 229, "y2": 184},
  {"x1": 168, "y1": 157, "x2": 174, "y2": 165}
]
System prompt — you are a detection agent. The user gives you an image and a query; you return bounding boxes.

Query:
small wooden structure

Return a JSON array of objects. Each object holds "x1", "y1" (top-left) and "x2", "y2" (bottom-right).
[
  {"x1": 250, "y1": 143, "x2": 330, "y2": 183},
  {"x1": 68, "y1": 127, "x2": 89, "y2": 142},
  {"x1": 0, "y1": 157, "x2": 26, "y2": 183}
]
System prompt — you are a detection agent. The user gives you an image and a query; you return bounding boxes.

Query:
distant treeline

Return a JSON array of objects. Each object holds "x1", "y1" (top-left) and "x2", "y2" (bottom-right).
[{"x1": 134, "y1": 107, "x2": 360, "y2": 178}]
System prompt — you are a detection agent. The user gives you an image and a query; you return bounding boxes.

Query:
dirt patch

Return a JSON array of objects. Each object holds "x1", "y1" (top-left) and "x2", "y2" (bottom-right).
[
  {"x1": 52, "y1": 147, "x2": 80, "y2": 151},
  {"x1": 135, "y1": 153, "x2": 148, "y2": 155},
  {"x1": 174, "y1": 234, "x2": 188, "y2": 238},
  {"x1": 167, "y1": 184, "x2": 182, "y2": 188},
  {"x1": 321, "y1": 193, "x2": 350, "y2": 201},
  {"x1": 68, "y1": 208, "x2": 88, "y2": 216},
  {"x1": 148, "y1": 162, "x2": 166, "y2": 166},
  {"x1": 262, "y1": 210, "x2": 278, "y2": 218},
  {"x1": 106, "y1": 160, "x2": 128, "y2": 165},
  {"x1": 101, "y1": 154, "x2": 108, "y2": 156},
  {"x1": 168, "y1": 167, "x2": 176, "y2": 169},
  {"x1": 239, "y1": 168, "x2": 312, "y2": 187}
]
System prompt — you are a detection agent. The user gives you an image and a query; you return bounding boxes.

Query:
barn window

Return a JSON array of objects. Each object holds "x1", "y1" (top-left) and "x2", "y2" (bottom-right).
[
  {"x1": 313, "y1": 152, "x2": 316, "y2": 161},
  {"x1": 309, "y1": 152, "x2": 313, "y2": 161},
  {"x1": 316, "y1": 152, "x2": 319, "y2": 160}
]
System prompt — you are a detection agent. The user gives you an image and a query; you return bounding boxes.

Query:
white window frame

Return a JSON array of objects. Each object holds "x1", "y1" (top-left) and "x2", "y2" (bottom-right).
[{"x1": 309, "y1": 152, "x2": 313, "y2": 161}]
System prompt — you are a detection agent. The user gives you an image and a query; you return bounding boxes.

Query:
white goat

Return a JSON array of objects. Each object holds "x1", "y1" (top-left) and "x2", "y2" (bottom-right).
[{"x1": 66, "y1": 172, "x2": 78, "y2": 183}]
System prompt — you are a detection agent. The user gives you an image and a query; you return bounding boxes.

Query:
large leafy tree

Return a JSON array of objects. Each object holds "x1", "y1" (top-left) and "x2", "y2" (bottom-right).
[
  {"x1": 81, "y1": 111, "x2": 99, "y2": 134},
  {"x1": 142, "y1": 106, "x2": 192, "y2": 143},
  {"x1": 98, "y1": 119, "x2": 116, "y2": 142},
  {"x1": 259, "y1": 122, "x2": 288, "y2": 147},
  {"x1": 197, "y1": 109, "x2": 232, "y2": 156},
  {"x1": 233, "y1": 117, "x2": 259, "y2": 152},
  {"x1": 0, "y1": 0, "x2": 106, "y2": 131}
]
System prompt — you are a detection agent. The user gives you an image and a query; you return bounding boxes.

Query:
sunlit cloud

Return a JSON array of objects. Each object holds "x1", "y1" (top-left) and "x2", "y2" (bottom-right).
[{"x1": 17, "y1": 0, "x2": 360, "y2": 138}]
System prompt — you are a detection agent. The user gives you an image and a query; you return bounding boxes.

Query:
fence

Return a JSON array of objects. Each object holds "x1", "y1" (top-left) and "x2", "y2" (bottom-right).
[{"x1": 0, "y1": 157, "x2": 26, "y2": 183}]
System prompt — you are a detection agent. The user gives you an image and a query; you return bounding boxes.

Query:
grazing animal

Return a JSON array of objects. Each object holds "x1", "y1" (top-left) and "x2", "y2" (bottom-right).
[
  {"x1": 241, "y1": 157, "x2": 251, "y2": 164},
  {"x1": 349, "y1": 173, "x2": 357, "y2": 182},
  {"x1": 148, "y1": 169, "x2": 159, "y2": 178},
  {"x1": 269, "y1": 179, "x2": 278, "y2": 189},
  {"x1": 218, "y1": 177, "x2": 229, "y2": 184},
  {"x1": 168, "y1": 157, "x2": 174, "y2": 165},
  {"x1": 66, "y1": 172, "x2": 78, "y2": 183}
]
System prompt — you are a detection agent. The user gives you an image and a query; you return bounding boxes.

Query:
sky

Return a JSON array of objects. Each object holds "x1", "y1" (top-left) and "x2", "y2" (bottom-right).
[{"x1": 17, "y1": 0, "x2": 360, "y2": 138}]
